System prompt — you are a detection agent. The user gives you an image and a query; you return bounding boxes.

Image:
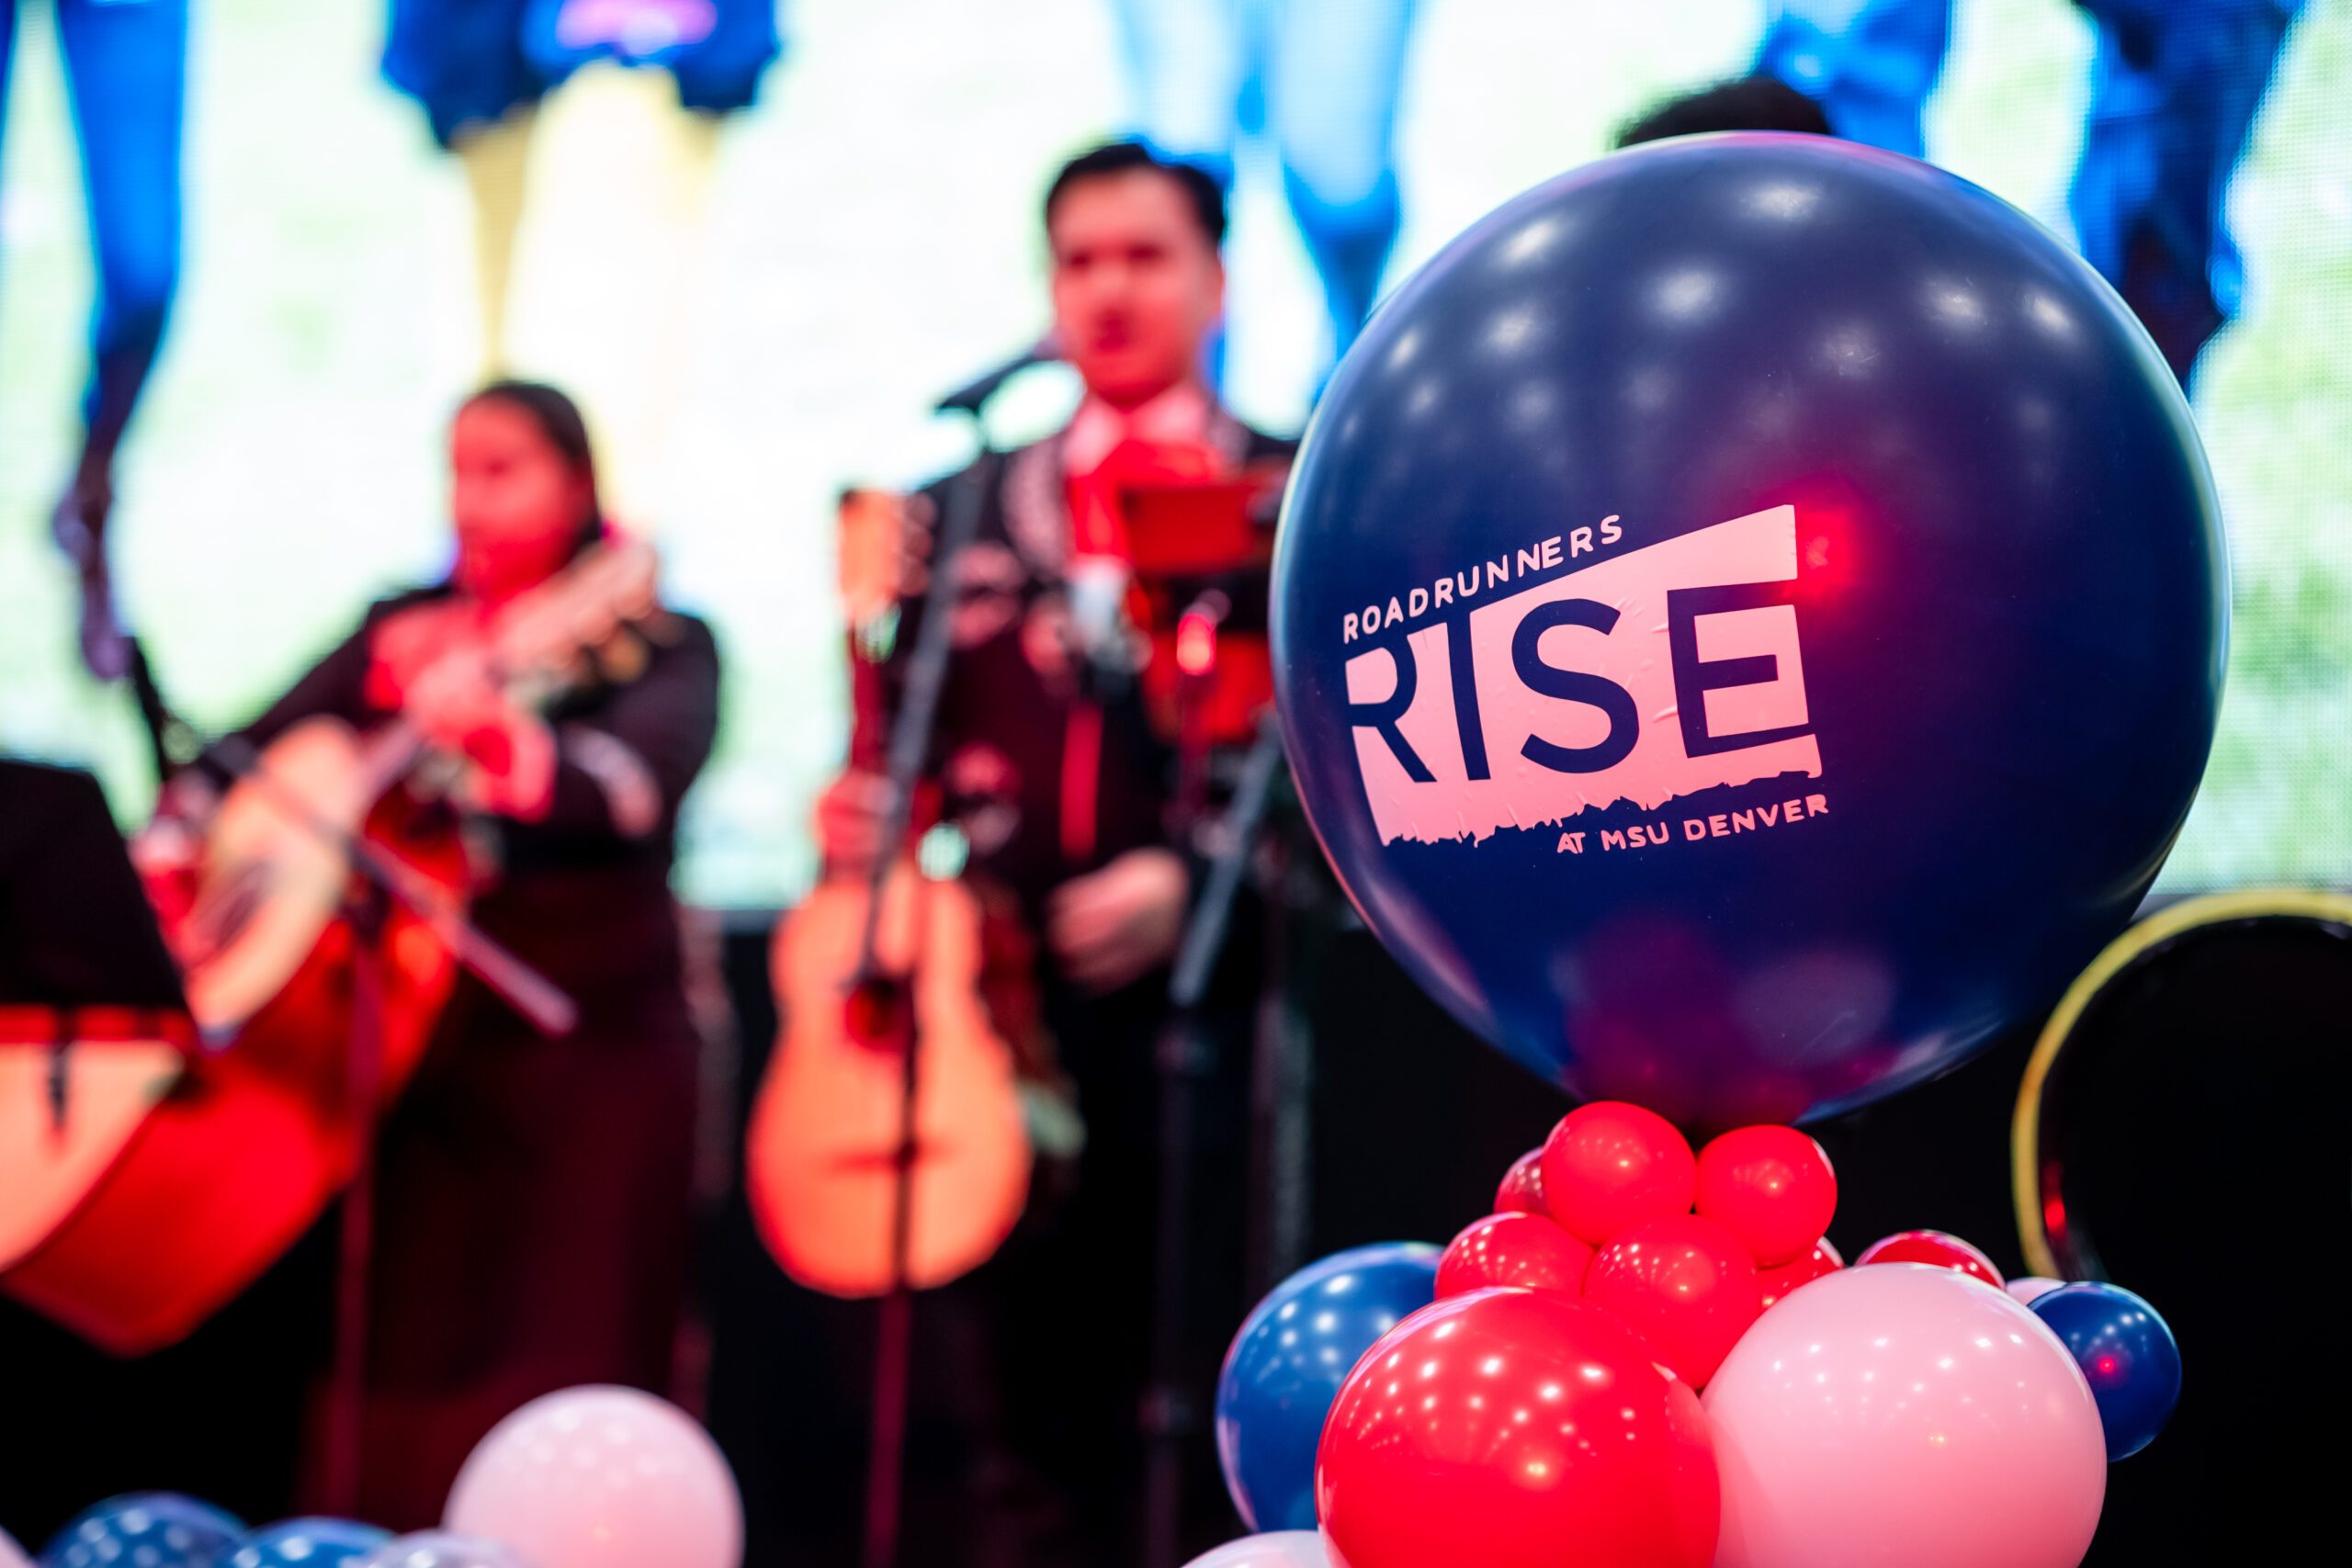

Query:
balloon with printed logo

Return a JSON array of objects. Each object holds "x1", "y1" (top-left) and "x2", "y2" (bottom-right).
[
  {"x1": 1216, "y1": 1242, "x2": 1441, "y2": 1531},
  {"x1": 1270, "y1": 134, "x2": 2223, "y2": 1129},
  {"x1": 1316, "y1": 1288, "x2": 1718, "y2": 1568},
  {"x1": 445, "y1": 1385, "x2": 742, "y2": 1568},
  {"x1": 2030, "y1": 1281, "x2": 2182, "y2": 1461},
  {"x1": 37, "y1": 1494, "x2": 243, "y2": 1568},
  {"x1": 217, "y1": 1519, "x2": 390, "y2": 1568}
]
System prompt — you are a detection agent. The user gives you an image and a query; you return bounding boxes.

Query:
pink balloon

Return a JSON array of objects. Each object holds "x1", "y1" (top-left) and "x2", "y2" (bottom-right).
[
  {"x1": 1184, "y1": 1532, "x2": 1332, "y2": 1568},
  {"x1": 445, "y1": 1386, "x2": 741, "y2": 1568},
  {"x1": 2007, "y1": 1276, "x2": 2065, "y2": 1306},
  {"x1": 1, "y1": 1527, "x2": 28, "y2": 1568},
  {"x1": 1703, "y1": 1264, "x2": 2106, "y2": 1568}
]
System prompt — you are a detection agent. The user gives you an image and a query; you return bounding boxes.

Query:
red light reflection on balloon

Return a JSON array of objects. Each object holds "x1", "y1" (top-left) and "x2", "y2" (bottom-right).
[{"x1": 1773, "y1": 476, "x2": 1866, "y2": 604}]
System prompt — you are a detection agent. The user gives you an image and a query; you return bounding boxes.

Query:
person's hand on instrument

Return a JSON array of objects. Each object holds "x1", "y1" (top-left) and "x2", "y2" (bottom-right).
[
  {"x1": 1046, "y1": 846, "x2": 1189, "y2": 995},
  {"x1": 405, "y1": 646, "x2": 556, "y2": 819},
  {"x1": 130, "y1": 775, "x2": 217, "y2": 931},
  {"x1": 815, "y1": 768, "x2": 896, "y2": 875}
]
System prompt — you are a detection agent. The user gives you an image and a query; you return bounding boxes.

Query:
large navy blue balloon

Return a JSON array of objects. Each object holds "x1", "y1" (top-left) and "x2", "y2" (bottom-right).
[
  {"x1": 1272, "y1": 135, "x2": 2224, "y2": 1129},
  {"x1": 38, "y1": 1494, "x2": 243, "y2": 1568},
  {"x1": 2031, "y1": 1281, "x2": 2183, "y2": 1461},
  {"x1": 1215, "y1": 1242, "x2": 1440, "y2": 1530},
  {"x1": 219, "y1": 1519, "x2": 392, "y2": 1568}
]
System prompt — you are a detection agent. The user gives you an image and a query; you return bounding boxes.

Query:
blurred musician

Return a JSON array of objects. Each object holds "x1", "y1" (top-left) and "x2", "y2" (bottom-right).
[
  {"x1": 820, "y1": 139, "x2": 1291, "y2": 985},
  {"x1": 149, "y1": 381, "x2": 719, "y2": 1528},
  {"x1": 810, "y1": 140, "x2": 1294, "y2": 1563}
]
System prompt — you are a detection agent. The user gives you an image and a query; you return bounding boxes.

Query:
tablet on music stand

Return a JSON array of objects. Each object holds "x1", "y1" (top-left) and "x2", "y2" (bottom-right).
[{"x1": 1119, "y1": 472, "x2": 1283, "y2": 752}]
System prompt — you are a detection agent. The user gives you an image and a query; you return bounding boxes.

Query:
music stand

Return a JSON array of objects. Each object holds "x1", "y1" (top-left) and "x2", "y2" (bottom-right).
[
  {"x1": 0, "y1": 761, "x2": 189, "y2": 1014},
  {"x1": 1120, "y1": 477, "x2": 1280, "y2": 750},
  {"x1": 1114, "y1": 472, "x2": 1306, "y2": 1568},
  {"x1": 0, "y1": 761, "x2": 192, "y2": 1287}
]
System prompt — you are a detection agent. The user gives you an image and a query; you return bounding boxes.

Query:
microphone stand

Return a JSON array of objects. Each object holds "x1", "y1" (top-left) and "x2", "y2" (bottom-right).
[
  {"x1": 1141, "y1": 710, "x2": 1289, "y2": 1568},
  {"x1": 858, "y1": 404, "x2": 1002, "y2": 1568}
]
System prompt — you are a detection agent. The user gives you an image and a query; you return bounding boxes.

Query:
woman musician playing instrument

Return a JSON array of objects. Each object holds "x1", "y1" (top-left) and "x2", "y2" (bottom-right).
[{"x1": 145, "y1": 380, "x2": 719, "y2": 1527}]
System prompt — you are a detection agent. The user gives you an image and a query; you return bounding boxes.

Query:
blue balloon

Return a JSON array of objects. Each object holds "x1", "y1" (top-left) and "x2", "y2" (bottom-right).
[
  {"x1": 1215, "y1": 1242, "x2": 1440, "y2": 1530},
  {"x1": 38, "y1": 1494, "x2": 243, "y2": 1568},
  {"x1": 1271, "y1": 135, "x2": 2224, "y2": 1129},
  {"x1": 220, "y1": 1519, "x2": 392, "y2": 1568},
  {"x1": 2031, "y1": 1281, "x2": 2182, "y2": 1461}
]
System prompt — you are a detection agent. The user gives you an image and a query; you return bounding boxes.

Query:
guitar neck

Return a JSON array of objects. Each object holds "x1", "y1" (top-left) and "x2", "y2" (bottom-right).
[{"x1": 357, "y1": 719, "x2": 432, "y2": 804}]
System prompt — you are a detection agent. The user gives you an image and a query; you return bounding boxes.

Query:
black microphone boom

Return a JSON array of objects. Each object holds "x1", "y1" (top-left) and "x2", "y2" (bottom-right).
[{"x1": 934, "y1": 334, "x2": 1060, "y2": 416}]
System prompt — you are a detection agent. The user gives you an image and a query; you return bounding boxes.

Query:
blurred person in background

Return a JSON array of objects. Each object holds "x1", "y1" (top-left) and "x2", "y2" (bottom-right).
[
  {"x1": 147, "y1": 380, "x2": 720, "y2": 1528},
  {"x1": 380, "y1": 0, "x2": 783, "y2": 522},
  {"x1": 1110, "y1": 0, "x2": 1420, "y2": 382},
  {"x1": 2067, "y1": 0, "x2": 2306, "y2": 384},
  {"x1": 1753, "y1": 0, "x2": 1951, "y2": 159},
  {"x1": 804, "y1": 139, "x2": 1295, "y2": 1564},
  {"x1": 1614, "y1": 72, "x2": 1836, "y2": 145},
  {"x1": 3, "y1": 0, "x2": 188, "y2": 681},
  {"x1": 1753, "y1": 0, "x2": 2305, "y2": 386}
]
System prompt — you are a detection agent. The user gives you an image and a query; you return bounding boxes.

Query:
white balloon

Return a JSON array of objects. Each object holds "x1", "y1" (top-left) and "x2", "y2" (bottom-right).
[
  {"x1": 446, "y1": 1386, "x2": 741, "y2": 1568},
  {"x1": 1182, "y1": 1531, "x2": 1333, "y2": 1568},
  {"x1": 2006, "y1": 1276, "x2": 2065, "y2": 1305},
  {"x1": 1, "y1": 1526, "x2": 28, "y2": 1568},
  {"x1": 356, "y1": 1532, "x2": 537, "y2": 1568}
]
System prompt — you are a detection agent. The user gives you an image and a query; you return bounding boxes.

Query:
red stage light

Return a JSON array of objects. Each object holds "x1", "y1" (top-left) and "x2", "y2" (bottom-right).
[{"x1": 1177, "y1": 609, "x2": 1217, "y2": 676}]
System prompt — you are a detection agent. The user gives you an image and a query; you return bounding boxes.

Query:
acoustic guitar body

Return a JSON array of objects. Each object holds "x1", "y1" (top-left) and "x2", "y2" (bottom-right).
[
  {"x1": 748, "y1": 866, "x2": 1034, "y2": 1298},
  {"x1": 0, "y1": 722, "x2": 463, "y2": 1354}
]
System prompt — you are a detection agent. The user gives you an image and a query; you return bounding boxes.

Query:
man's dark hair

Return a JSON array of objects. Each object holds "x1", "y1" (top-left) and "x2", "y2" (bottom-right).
[
  {"x1": 1044, "y1": 139, "x2": 1228, "y2": 248},
  {"x1": 1614, "y1": 75, "x2": 1836, "y2": 149}
]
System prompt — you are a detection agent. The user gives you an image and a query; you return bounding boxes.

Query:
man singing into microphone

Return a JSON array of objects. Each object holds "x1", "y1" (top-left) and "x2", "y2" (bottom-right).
[{"x1": 809, "y1": 140, "x2": 1294, "y2": 1562}]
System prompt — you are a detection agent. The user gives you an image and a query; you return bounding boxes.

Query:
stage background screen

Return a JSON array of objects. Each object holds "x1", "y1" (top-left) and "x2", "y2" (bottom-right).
[{"x1": 2, "y1": 0, "x2": 2344, "y2": 908}]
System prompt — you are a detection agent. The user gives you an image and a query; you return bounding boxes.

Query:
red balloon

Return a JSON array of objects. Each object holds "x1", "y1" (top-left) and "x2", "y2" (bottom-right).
[
  {"x1": 1855, "y1": 1228, "x2": 2005, "y2": 1287},
  {"x1": 1756, "y1": 1235, "x2": 1843, "y2": 1309},
  {"x1": 1317, "y1": 1288, "x2": 1718, "y2": 1568},
  {"x1": 1539, "y1": 1101, "x2": 1697, "y2": 1247},
  {"x1": 1693, "y1": 1125, "x2": 1837, "y2": 1268},
  {"x1": 1437, "y1": 1212, "x2": 1594, "y2": 1301},
  {"x1": 1582, "y1": 1214, "x2": 1762, "y2": 1388},
  {"x1": 1495, "y1": 1147, "x2": 1548, "y2": 1215}
]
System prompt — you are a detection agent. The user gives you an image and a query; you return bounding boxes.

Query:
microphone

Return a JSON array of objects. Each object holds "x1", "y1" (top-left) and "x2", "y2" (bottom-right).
[{"x1": 934, "y1": 333, "x2": 1060, "y2": 416}]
